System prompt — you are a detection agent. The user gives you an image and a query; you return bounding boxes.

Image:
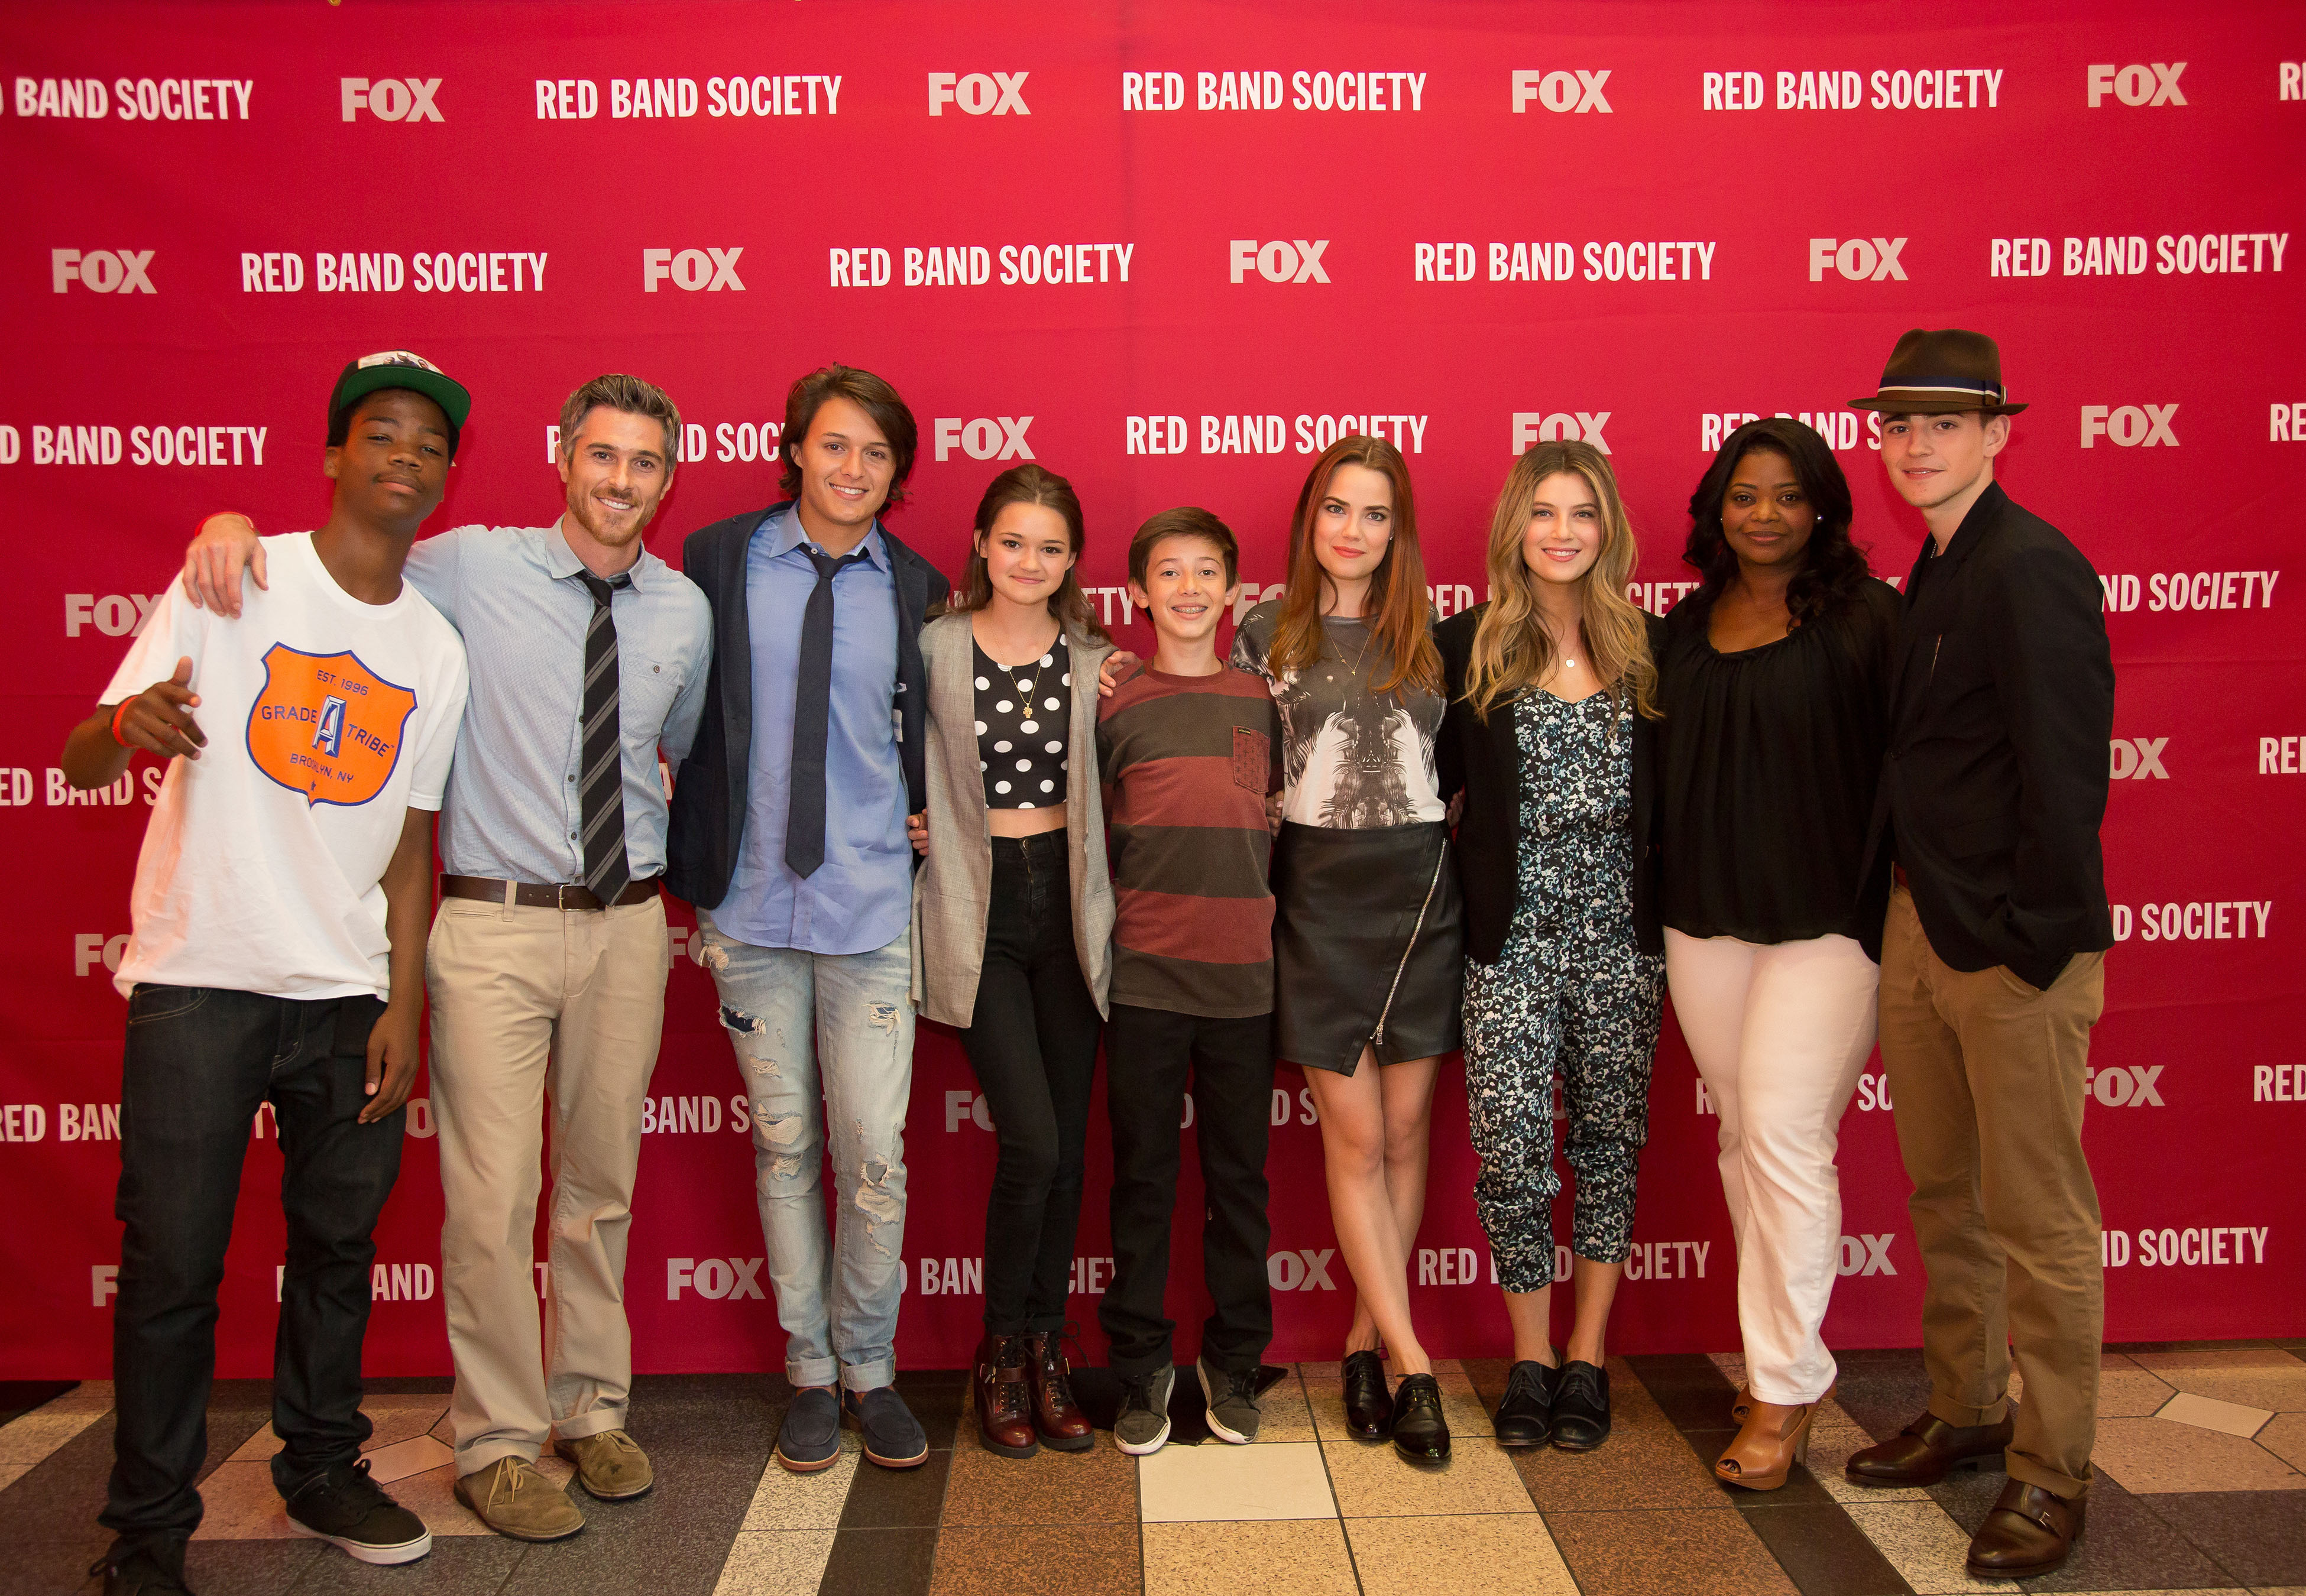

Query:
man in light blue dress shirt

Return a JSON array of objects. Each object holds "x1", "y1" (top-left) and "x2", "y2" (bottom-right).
[
  {"x1": 182, "y1": 375, "x2": 712, "y2": 1542},
  {"x1": 667, "y1": 366, "x2": 949, "y2": 1474}
]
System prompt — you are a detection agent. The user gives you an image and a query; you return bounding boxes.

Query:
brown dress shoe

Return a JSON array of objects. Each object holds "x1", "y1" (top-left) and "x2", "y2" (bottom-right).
[
  {"x1": 1845, "y1": 1411, "x2": 2013, "y2": 1487},
  {"x1": 972, "y1": 1332, "x2": 1039, "y2": 1459},
  {"x1": 1024, "y1": 1331, "x2": 1093, "y2": 1452},
  {"x1": 1967, "y1": 1480, "x2": 2085, "y2": 1578}
]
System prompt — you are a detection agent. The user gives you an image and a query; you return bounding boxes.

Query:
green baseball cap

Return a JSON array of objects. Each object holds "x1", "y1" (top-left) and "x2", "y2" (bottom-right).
[{"x1": 328, "y1": 349, "x2": 472, "y2": 452}]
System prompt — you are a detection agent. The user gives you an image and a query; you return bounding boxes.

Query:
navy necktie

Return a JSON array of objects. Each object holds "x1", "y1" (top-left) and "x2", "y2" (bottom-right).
[{"x1": 786, "y1": 545, "x2": 870, "y2": 879}]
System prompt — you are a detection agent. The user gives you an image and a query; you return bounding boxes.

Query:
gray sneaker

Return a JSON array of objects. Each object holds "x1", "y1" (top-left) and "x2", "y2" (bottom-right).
[
  {"x1": 1114, "y1": 1365, "x2": 1174, "y2": 1455},
  {"x1": 1198, "y1": 1356, "x2": 1261, "y2": 1443}
]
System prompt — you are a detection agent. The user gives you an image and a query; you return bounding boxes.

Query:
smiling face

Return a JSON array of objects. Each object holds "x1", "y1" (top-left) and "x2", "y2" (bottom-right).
[
  {"x1": 324, "y1": 388, "x2": 451, "y2": 534},
  {"x1": 975, "y1": 501, "x2": 1076, "y2": 611},
  {"x1": 1310, "y1": 462, "x2": 1395, "y2": 586},
  {"x1": 558, "y1": 406, "x2": 674, "y2": 553},
  {"x1": 791, "y1": 393, "x2": 896, "y2": 537},
  {"x1": 1719, "y1": 447, "x2": 1816, "y2": 575},
  {"x1": 1521, "y1": 469, "x2": 1604, "y2": 586},
  {"x1": 1128, "y1": 534, "x2": 1238, "y2": 652},
  {"x1": 1879, "y1": 409, "x2": 2008, "y2": 514}
]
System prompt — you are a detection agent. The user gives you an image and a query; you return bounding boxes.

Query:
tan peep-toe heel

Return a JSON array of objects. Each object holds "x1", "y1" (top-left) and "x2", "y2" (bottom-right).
[{"x1": 1715, "y1": 1399, "x2": 1816, "y2": 1491}]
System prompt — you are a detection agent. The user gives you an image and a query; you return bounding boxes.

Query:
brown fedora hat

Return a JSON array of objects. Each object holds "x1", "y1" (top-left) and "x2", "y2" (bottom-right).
[{"x1": 1851, "y1": 327, "x2": 2027, "y2": 414}]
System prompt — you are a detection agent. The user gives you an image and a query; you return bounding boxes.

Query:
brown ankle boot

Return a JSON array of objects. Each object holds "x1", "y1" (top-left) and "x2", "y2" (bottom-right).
[
  {"x1": 1024, "y1": 1331, "x2": 1093, "y2": 1451},
  {"x1": 973, "y1": 1333, "x2": 1038, "y2": 1459},
  {"x1": 1715, "y1": 1399, "x2": 1817, "y2": 1490}
]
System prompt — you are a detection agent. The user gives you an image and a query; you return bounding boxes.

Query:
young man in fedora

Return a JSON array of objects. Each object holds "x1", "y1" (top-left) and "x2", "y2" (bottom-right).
[{"x1": 1844, "y1": 329, "x2": 2114, "y2": 1579}]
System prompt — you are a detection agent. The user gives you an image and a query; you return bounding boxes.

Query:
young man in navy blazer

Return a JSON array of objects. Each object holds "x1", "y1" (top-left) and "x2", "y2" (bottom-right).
[
  {"x1": 1842, "y1": 330, "x2": 2114, "y2": 1581},
  {"x1": 666, "y1": 365, "x2": 948, "y2": 1474}
]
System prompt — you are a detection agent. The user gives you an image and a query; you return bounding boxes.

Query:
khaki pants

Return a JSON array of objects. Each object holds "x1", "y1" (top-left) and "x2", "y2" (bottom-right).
[
  {"x1": 1878, "y1": 884, "x2": 2106, "y2": 1498},
  {"x1": 427, "y1": 892, "x2": 669, "y2": 1474}
]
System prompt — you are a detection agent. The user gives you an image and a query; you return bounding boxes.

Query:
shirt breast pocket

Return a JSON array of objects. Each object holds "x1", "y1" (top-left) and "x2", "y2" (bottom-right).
[
  {"x1": 619, "y1": 651, "x2": 684, "y2": 741},
  {"x1": 1233, "y1": 726, "x2": 1272, "y2": 792}
]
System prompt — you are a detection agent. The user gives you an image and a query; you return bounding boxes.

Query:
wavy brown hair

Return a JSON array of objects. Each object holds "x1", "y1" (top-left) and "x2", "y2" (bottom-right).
[
  {"x1": 941, "y1": 463, "x2": 1110, "y2": 642},
  {"x1": 1464, "y1": 440, "x2": 1657, "y2": 720},
  {"x1": 1265, "y1": 435, "x2": 1441, "y2": 698}
]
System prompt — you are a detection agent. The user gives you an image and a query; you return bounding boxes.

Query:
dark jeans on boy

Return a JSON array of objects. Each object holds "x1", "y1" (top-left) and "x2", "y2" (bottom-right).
[
  {"x1": 102, "y1": 984, "x2": 403, "y2": 1552},
  {"x1": 1100, "y1": 1004, "x2": 1274, "y2": 1378},
  {"x1": 959, "y1": 831, "x2": 1105, "y2": 1337}
]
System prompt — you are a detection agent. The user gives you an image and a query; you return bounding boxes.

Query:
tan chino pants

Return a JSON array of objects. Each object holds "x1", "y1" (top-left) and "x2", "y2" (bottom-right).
[
  {"x1": 427, "y1": 891, "x2": 670, "y2": 1475},
  {"x1": 1877, "y1": 884, "x2": 2106, "y2": 1498}
]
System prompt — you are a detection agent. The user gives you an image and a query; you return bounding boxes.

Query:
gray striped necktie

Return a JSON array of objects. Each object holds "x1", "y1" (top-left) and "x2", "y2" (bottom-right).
[{"x1": 577, "y1": 572, "x2": 632, "y2": 902}]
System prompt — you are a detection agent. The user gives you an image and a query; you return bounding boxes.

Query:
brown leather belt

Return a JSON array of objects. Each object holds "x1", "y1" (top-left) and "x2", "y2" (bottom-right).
[{"x1": 439, "y1": 874, "x2": 661, "y2": 912}]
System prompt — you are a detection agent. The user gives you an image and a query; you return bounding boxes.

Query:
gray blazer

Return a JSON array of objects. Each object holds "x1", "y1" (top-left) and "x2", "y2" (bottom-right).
[{"x1": 910, "y1": 611, "x2": 1116, "y2": 1027}]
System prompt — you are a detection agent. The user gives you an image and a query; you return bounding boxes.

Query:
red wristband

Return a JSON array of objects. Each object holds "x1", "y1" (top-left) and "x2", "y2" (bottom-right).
[
  {"x1": 196, "y1": 511, "x2": 244, "y2": 537},
  {"x1": 110, "y1": 699, "x2": 135, "y2": 748}
]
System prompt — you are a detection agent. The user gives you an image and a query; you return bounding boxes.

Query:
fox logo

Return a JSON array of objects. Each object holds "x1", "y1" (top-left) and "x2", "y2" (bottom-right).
[{"x1": 247, "y1": 644, "x2": 417, "y2": 806}]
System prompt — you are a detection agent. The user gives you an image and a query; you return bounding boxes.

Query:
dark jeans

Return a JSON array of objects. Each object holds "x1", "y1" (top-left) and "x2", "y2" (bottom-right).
[
  {"x1": 1100, "y1": 1003, "x2": 1274, "y2": 1378},
  {"x1": 102, "y1": 984, "x2": 403, "y2": 1549},
  {"x1": 958, "y1": 832, "x2": 1104, "y2": 1337}
]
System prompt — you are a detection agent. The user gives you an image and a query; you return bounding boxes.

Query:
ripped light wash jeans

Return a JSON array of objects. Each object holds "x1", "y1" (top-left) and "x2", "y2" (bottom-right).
[{"x1": 695, "y1": 911, "x2": 914, "y2": 1391}]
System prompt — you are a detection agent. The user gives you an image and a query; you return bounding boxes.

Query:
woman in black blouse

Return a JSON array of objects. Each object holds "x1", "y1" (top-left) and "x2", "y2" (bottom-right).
[{"x1": 1657, "y1": 418, "x2": 1900, "y2": 1490}]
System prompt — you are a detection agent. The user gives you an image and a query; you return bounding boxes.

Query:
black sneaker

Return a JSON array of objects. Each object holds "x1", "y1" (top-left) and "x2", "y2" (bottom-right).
[
  {"x1": 1114, "y1": 1367, "x2": 1174, "y2": 1455},
  {"x1": 281, "y1": 1457, "x2": 432, "y2": 1565},
  {"x1": 91, "y1": 1541, "x2": 193, "y2": 1595},
  {"x1": 1391, "y1": 1372, "x2": 1451, "y2": 1461},
  {"x1": 1495, "y1": 1358, "x2": 1559, "y2": 1448},
  {"x1": 842, "y1": 1385, "x2": 928, "y2": 1468},
  {"x1": 1550, "y1": 1360, "x2": 1612, "y2": 1451}
]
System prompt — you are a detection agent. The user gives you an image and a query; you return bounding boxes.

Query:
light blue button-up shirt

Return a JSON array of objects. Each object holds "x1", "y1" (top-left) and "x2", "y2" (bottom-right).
[
  {"x1": 409, "y1": 521, "x2": 712, "y2": 884},
  {"x1": 710, "y1": 505, "x2": 911, "y2": 955}
]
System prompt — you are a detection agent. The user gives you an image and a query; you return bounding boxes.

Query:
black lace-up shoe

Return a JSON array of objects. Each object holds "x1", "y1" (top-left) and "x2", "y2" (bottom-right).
[
  {"x1": 92, "y1": 1540, "x2": 193, "y2": 1595},
  {"x1": 1550, "y1": 1360, "x2": 1612, "y2": 1452},
  {"x1": 282, "y1": 1457, "x2": 433, "y2": 1564},
  {"x1": 1391, "y1": 1372, "x2": 1451, "y2": 1461},
  {"x1": 1342, "y1": 1350, "x2": 1393, "y2": 1439},
  {"x1": 1495, "y1": 1359, "x2": 1559, "y2": 1448}
]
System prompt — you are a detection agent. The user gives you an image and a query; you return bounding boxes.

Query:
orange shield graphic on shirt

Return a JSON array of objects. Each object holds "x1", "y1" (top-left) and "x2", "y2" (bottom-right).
[{"x1": 245, "y1": 644, "x2": 420, "y2": 807}]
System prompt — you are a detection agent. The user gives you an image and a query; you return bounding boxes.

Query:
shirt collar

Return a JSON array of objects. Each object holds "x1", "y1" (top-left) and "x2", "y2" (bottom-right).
[
  {"x1": 547, "y1": 515, "x2": 659, "y2": 592},
  {"x1": 768, "y1": 502, "x2": 890, "y2": 573}
]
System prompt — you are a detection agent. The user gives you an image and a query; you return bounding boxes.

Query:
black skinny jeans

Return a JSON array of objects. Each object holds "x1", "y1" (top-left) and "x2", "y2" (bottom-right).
[
  {"x1": 1100, "y1": 1004, "x2": 1275, "y2": 1378},
  {"x1": 958, "y1": 831, "x2": 1105, "y2": 1337},
  {"x1": 103, "y1": 984, "x2": 403, "y2": 1549}
]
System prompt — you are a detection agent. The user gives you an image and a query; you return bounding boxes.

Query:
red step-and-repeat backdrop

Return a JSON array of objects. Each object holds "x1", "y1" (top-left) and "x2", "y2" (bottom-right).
[{"x1": 5, "y1": 1, "x2": 2301, "y2": 1379}]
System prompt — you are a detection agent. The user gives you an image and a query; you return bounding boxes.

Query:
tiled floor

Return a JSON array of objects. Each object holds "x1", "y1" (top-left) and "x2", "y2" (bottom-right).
[{"x1": 5, "y1": 1344, "x2": 2304, "y2": 1594}]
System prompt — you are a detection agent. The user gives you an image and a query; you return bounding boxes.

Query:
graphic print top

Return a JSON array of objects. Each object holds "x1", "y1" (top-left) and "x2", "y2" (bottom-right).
[
  {"x1": 99, "y1": 533, "x2": 469, "y2": 1001},
  {"x1": 1230, "y1": 600, "x2": 1444, "y2": 829}
]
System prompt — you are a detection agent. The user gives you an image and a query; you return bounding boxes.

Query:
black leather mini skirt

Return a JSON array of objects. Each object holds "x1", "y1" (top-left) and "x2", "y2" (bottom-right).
[{"x1": 1272, "y1": 819, "x2": 1465, "y2": 1073}]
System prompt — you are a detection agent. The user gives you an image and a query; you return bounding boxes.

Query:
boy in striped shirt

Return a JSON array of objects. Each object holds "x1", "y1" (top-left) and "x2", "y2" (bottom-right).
[{"x1": 1096, "y1": 508, "x2": 1281, "y2": 1455}]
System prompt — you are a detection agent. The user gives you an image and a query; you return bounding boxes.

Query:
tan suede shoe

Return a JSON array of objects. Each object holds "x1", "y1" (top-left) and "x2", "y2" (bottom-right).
[
  {"x1": 555, "y1": 1429, "x2": 655, "y2": 1501},
  {"x1": 452, "y1": 1456, "x2": 586, "y2": 1542}
]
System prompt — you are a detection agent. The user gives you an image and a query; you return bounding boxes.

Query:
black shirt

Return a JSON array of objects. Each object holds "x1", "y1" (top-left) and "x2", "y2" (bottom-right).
[{"x1": 1656, "y1": 580, "x2": 1902, "y2": 945}]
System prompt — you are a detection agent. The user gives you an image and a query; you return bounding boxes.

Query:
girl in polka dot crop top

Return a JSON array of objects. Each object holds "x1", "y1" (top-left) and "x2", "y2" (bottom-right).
[{"x1": 973, "y1": 635, "x2": 1072, "y2": 809}]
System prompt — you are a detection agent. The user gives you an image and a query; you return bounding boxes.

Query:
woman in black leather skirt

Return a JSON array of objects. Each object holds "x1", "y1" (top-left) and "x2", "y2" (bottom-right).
[{"x1": 1231, "y1": 434, "x2": 1464, "y2": 1462}]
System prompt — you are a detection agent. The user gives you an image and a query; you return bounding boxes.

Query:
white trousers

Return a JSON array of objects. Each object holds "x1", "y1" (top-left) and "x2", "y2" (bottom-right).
[{"x1": 1665, "y1": 929, "x2": 1879, "y2": 1405}]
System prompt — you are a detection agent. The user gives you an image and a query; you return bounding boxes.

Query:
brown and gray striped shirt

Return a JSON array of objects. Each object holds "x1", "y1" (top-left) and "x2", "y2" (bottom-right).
[{"x1": 1097, "y1": 663, "x2": 1281, "y2": 1018}]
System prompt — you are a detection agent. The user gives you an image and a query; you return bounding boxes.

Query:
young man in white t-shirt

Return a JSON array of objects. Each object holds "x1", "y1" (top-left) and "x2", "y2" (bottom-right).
[{"x1": 61, "y1": 352, "x2": 473, "y2": 1596}]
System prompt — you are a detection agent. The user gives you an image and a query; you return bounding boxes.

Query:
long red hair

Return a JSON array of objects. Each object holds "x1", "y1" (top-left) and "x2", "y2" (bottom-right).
[{"x1": 1265, "y1": 435, "x2": 1441, "y2": 698}]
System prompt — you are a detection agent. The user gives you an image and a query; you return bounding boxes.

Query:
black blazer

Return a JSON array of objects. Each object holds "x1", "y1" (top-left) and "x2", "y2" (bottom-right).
[
  {"x1": 1435, "y1": 605, "x2": 1665, "y2": 963},
  {"x1": 1856, "y1": 482, "x2": 2114, "y2": 990},
  {"x1": 664, "y1": 502, "x2": 950, "y2": 912}
]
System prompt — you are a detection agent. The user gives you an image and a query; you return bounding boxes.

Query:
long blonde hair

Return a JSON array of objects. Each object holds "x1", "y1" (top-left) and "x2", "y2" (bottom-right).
[
  {"x1": 1266, "y1": 436, "x2": 1443, "y2": 699},
  {"x1": 1464, "y1": 440, "x2": 1657, "y2": 719}
]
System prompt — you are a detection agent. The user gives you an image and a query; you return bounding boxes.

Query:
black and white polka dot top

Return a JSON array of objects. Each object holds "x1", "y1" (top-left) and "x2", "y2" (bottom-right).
[{"x1": 972, "y1": 636, "x2": 1073, "y2": 810}]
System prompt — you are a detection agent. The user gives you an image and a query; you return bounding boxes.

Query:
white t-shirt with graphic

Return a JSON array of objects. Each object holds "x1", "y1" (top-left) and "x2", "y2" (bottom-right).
[
  {"x1": 99, "y1": 533, "x2": 468, "y2": 1000},
  {"x1": 1230, "y1": 602, "x2": 1445, "y2": 828}
]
